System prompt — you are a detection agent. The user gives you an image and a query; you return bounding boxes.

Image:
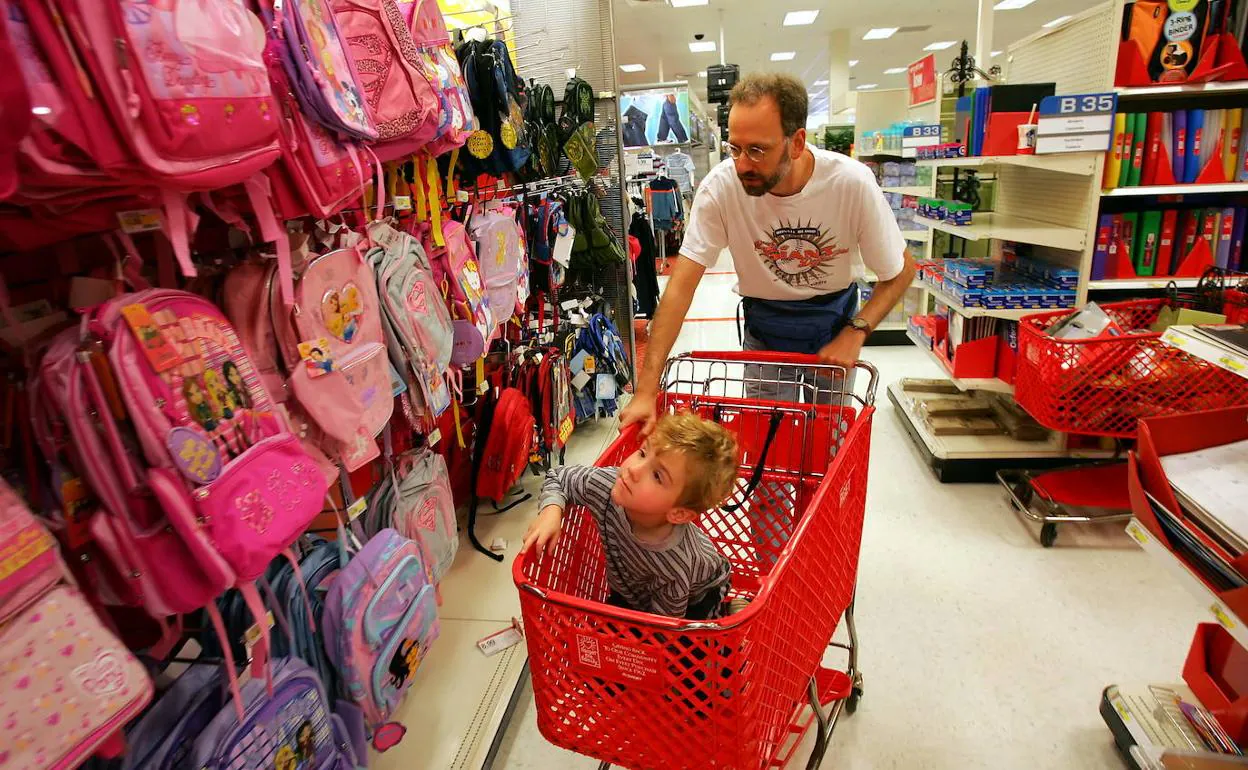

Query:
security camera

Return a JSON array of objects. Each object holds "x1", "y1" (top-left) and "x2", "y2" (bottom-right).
[{"x1": 694, "y1": 33, "x2": 705, "y2": 41}]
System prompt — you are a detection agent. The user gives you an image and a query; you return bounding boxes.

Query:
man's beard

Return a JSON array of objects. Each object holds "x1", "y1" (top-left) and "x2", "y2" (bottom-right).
[{"x1": 738, "y1": 153, "x2": 792, "y2": 197}]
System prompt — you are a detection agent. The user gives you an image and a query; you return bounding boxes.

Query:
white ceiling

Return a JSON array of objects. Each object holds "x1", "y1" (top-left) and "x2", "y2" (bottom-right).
[{"x1": 612, "y1": 0, "x2": 1105, "y2": 121}]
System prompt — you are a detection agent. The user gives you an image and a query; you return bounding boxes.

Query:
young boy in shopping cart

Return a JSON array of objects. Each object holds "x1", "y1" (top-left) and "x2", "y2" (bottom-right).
[{"x1": 520, "y1": 412, "x2": 740, "y2": 619}]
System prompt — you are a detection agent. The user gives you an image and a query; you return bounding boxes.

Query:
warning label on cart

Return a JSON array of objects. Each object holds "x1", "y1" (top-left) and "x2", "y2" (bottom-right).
[{"x1": 573, "y1": 634, "x2": 666, "y2": 690}]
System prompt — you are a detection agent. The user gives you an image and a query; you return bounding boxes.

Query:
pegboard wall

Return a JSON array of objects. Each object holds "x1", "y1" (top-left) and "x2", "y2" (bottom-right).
[
  {"x1": 1004, "y1": 3, "x2": 1116, "y2": 94},
  {"x1": 512, "y1": 0, "x2": 634, "y2": 356}
]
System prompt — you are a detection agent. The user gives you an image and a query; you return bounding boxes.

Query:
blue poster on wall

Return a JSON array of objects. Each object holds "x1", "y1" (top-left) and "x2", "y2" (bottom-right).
[{"x1": 620, "y1": 88, "x2": 692, "y2": 149}]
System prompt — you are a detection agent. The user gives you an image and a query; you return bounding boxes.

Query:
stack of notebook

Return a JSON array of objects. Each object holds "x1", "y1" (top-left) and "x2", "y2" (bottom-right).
[{"x1": 1105, "y1": 109, "x2": 1248, "y2": 189}]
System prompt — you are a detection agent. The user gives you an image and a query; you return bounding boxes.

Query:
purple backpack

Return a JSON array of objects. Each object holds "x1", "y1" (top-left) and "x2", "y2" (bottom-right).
[
  {"x1": 184, "y1": 658, "x2": 365, "y2": 770},
  {"x1": 323, "y1": 528, "x2": 439, "y2": 751}
]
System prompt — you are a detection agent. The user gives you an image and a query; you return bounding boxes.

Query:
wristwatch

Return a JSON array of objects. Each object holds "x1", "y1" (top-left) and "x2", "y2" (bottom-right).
[{"x1": 847, "y1": 317, "x2": 872, "y2": 335}]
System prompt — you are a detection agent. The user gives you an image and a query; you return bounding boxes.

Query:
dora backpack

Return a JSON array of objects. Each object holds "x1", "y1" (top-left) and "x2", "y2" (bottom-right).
[
  {"x1": 323, "y1": 529, "x2": 440, "y2": 751},
  {"x1": 0, "y1": 480, "x2": 154, "y2": 770}
]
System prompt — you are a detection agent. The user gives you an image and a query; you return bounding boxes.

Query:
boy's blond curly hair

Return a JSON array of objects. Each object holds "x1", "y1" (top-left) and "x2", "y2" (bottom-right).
[{"x1": 651, "y1": 411, "x2": 740, "y2": 512}]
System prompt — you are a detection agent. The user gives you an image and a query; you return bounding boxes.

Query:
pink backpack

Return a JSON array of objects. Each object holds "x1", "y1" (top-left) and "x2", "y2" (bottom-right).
[
  {"x1": 286, "y1": 248, "x2": 395, "y2": 438},
  {"x1": 469, "y1": 205, "x2": 524, "y2": 331},
  {"x1": 329, "y1": 0, "x2": 443, "y2": 162},
  {"x1": 425, "y1": 219, "x2": 494, "y2": 344},
  {"x1": 0, "y1": 14, "x2": 30, "y2": 200},
  {"x1": 403, "y1": 0, "x2": 475, "y2": 156},
  {"x1": 262, "y1": 40, "x2": 368, "y2": 220},
  {"x1": 54, "y1": 0, "x2": 280, "y2": 189},
  {"x1": 222, "y1": 259, "x2": 366, "y2": 480},
  {"x1": 0, "y1": 480, "x2": 153, "y2": 770}
]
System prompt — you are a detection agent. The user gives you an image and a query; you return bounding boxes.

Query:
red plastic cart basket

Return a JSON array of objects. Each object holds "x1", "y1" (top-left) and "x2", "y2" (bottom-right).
[
  {"x1": 1015, "y1": 299, "x2": 1248, "y2": 439},
  {"x1": 513, "y1": 351, "x2": 877, "y2": 770}
]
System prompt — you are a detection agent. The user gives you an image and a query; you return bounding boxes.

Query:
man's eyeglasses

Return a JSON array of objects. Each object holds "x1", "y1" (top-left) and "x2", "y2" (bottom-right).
[{"x1": 723, "y1": 141, "x2": 783, "y2": 163}]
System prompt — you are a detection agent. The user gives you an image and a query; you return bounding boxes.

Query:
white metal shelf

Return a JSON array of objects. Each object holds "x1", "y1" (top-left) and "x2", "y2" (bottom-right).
[
  {"x1": 905, "y1": 330, "x2": 1016, "y2": 394},
  {"x1": 882, "y1": 186, "x2": 930, "y2": 195},
  {"x1": 1103, "y1": 182, "x2": 1248, "y2": 197},
  {"x1": 1115, "y1": 80, "x2": 1248, "y2": 99},
  {"x1": 1160, "y1": 326, "x2": 1248, "y2": 381},
  {"x1": 923, "y1": 281, "x2": 1047, "y2": 320},
  {"x1": 1088, "y1": 277, "x2": 1202, "y2": 290},
  {"x1": 917, "y1": 153, "x2": 1099, "y2": 177},
  {"x1": 901, "y1": 228, "x2": 932, "y2": 243},
  {"x1": 1125, "y1": 519, "x2": 1248, "y2": 652},
  {"x1": 888, "y1": 382, "x2": 1108, "y2": 461},
  {"x1": 915, "y1": 213, "x2": 1088, "y2": 251}
]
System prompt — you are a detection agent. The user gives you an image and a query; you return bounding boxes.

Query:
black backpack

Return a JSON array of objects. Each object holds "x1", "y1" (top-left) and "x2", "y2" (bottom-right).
[
  {"x1": 456, "y1": 38, "x2": 531, "y2": 176},
  {"x1": 523, "y1": 81, "x2": 560, "y2": 178},
  {"x1": 558, "y1": 77, "x2": 595, "y2": 144}
]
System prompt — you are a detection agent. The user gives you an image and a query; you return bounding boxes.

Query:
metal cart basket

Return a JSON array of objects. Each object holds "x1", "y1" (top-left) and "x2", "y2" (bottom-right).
[{"x1": 513, "y1": 351, "x2": 877, "y2": 769}]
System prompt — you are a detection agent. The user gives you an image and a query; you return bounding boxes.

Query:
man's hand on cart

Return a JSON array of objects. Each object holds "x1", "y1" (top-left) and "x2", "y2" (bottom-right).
[
  {"x1": 817, "y1": 327, "x2": 866, "y2": 369},
  {"x1": 520, "y1": 505, "x2": 564, "y2": 556},
  {"x1": 619, "y1": 391, "x2": 659, "y2": 437}
]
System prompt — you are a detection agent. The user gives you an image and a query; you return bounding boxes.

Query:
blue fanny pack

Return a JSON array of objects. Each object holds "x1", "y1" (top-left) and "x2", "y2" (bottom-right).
[{"x1": 742, "y1": 285, "x2": 860, "y2": 355}]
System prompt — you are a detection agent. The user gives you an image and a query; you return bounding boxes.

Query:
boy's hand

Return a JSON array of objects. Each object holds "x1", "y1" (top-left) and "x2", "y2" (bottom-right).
[{"x1": 521, "y1": 505, "x2": 564, "y2": 556}]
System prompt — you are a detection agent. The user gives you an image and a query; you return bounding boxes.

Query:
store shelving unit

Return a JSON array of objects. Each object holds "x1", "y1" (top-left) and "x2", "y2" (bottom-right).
[
  {"x1": 1102, "y1": 182, "x2": 1248, "y2": 197},
  {"x1": 915, "y1": 213, "x2": 1088, "y2": 251},
  {"x1": 1115, "y1": 80, "x2": 1248, "y2": 98},
  {"x1": 882, "y1": 185, "x2": 932, "y2": 196},
  {"x1": 1125, "y1": 520, "x2": 1248, "y2": 651},
  {"x1": 1089, "y1": 277, "x2": 1203, "y2": 291},
  {"x1": 922, "y1": 280, "x2": 1049, "y2": 320},
  {"x1": 888, "y1": 383, "x2": 1113, "y2": 482},
  {"x1": 905, "y1": 329, "x2": 1015, "y2": 394},
  {"x1": 917, "y1": 152, "x2": 1101, "y2": 177},
  {"x1": 1160, "y1": 326, "x2": 1248, "y2": 378}
]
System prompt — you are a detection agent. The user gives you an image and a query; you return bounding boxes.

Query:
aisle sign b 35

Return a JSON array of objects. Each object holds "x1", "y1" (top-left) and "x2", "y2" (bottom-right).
[{"x1": 1036, "y1": 92, "x2": 1118, "y2": 154}]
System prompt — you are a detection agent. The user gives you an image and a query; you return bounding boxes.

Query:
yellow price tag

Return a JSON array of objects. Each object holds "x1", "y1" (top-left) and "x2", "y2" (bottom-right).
[
  {"x1": 1164, "y1": 330, "x2": 1186, "y2": 347},
  {"x1": 1219, "y1": 356, "x2": 1246, "y2": 373},
  {"x1": 346, "y1": 497, "x2": 368, "y2": 522},
  {"x1": 393, "y1": 195, "x2": 412, "y2": 211},
  {"x1": 1212, "y1": 604, "x2": 1237, "y2": 630},
  {"x1": 1126, "y1": 522, "x2": 1149, "y2": 545},
  {"x1": 428, "y1": 428, "x2": 442, "y2": 447}
]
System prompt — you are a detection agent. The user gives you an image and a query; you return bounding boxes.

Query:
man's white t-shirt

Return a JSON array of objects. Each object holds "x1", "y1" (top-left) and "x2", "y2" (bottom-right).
[{"x1": 680, "y1": 147, "x2": 906, "y2": 301}]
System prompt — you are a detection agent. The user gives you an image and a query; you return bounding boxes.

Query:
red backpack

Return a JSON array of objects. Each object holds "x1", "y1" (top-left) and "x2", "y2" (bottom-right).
[{"x1": 476, "y1": 387, "x2": 535, "y2": 504}]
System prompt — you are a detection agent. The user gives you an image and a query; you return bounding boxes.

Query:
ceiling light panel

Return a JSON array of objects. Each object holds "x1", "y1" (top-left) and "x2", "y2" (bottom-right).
[
  {"x1": 783, "y1": 10, "x2": 819, "y2": 26},
  {"x1": 770, "y1": 51, "x2": 796, "y2": 61},
  {"x1": 619, "y1": 64, "x2": 646, "y2": 73},
  {"x1": 849, "y1": 59, "x2": 859, "y2": 67},
  {"x1": 993, "y1": 0, "x2": 1035, "y2": 9},
  {"x1": 813, "y1": 79, "x2": 829, "y2": 86},
  {"x1": 1043, "y1": 15, "x2": 1072, "y2": 27},
  {"x1": 670, "y1": 0, "x2": 708, "y2": 6},
  {"x1": 689, "y1": 41, "x2": 717, "y2": 52},
  {"x1": 862, "y1": 27, "x2": 898, "y2": 40},
  {"x1": 924, "y1": 41, "x2": 956, "y2": 51},
  {"x1": 856, "y1": 83, "x2": 878, "y2": 90},
  {"x1": 884, "y1": 67, "x2": 907, "y2": 74}
]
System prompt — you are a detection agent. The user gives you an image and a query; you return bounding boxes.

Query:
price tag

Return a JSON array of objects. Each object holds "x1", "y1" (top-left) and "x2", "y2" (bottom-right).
[
  {"x1": 1219, "y1": 356, "x2": 1246, "y2": 373},
  {"x1": 478, "y1": 380, "x2": 489, "y2": 395},
  {"x1": 428, "y1": 427, "x2": 442, "y2": 447},
  {"x1": 477, "y1": 620, "x2": 524, "y2": 657},
  {"x1": 561, "y1": 299, "x2": 581, "y2": 311},
  {"x1": 1126, "y1": 521, "x2": 1149, "y2": 545},
  {"x1": 456, "y1": 190, "x2": 470, "y2": 203},
  {"x1": 1212, "y1": 603, "x2": 1237, "y2": 630},
  {"x1": 346, "y1": 497, "x2": 368, "y2": 522},
  {"x1": 1164, "y1": 329, "x2": 1186, "y2": 347},
  {"x1": 116, "y1": 209, "x2": 165, "y2": 234},
  {"x1": 583, "y1": 355, "x2": 596, "y2": 374},
  {"x1": 243, "y1": 611, "x2": 276, "y2": 660},
  {"x1": 393, "y1": 195, "x2": 413, "y2": 211}
]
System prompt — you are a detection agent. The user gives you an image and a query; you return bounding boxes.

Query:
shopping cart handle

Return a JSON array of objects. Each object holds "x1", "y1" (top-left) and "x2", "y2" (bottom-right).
[{"x1": 686, "y1": 350, "x2": 823, "y2": 365}]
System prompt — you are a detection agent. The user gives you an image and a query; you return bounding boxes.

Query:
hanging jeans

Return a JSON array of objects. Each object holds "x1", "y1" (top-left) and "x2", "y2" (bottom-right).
[{"x1": 655, "y1": 102, "x2": 688, "y2": 143}]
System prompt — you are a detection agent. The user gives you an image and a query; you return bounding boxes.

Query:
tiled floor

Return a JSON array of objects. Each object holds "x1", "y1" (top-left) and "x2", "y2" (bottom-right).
[{"x1": 387, "y1": 250, "x2": 1211, "y2": 769}]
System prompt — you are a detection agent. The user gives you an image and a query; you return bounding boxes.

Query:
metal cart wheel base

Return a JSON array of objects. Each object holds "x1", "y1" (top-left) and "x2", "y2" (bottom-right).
[{"x1": 997, "y1": 465, "x2": 1132, "y2": 549}]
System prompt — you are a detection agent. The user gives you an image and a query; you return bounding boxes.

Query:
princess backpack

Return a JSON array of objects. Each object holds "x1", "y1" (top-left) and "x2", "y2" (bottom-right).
[{"x1": 0, "y1": 479, "x2": 153, "y2": 770}]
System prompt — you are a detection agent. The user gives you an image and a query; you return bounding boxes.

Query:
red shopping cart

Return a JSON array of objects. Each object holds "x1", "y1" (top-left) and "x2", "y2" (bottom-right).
[
  {"x1": 1003, "y1": 298, "x2": 1248, "y2": 546},
  {"x1": 513, "y1": 351, "x2": 877, "y2": 770}
]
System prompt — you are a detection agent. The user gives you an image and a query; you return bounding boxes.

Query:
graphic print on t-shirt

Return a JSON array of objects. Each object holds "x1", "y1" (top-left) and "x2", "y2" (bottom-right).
[{"x1": 753, "y1": 220, "x2": 850, "y2": 288}]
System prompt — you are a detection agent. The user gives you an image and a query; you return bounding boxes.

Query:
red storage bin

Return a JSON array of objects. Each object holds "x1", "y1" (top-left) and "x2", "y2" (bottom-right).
[
  {"x1": 1016, "y1": 300, "x2": 1248, "y2": 437},
  {"x1": 1185, "y1": 623, "x2": 1248, "y2": 746}
]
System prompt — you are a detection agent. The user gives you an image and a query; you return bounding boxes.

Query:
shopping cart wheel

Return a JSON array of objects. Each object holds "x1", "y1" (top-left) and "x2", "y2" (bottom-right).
[
  {"x1": 1040, "y1": 523, "x2": 1058, "y2": 548},
  {"x1": 846, "y1": 671, "x2": 864, "y2": 715},
  {"x1": 598, "y1": 762, "x2": 612, "y2": 770}
]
